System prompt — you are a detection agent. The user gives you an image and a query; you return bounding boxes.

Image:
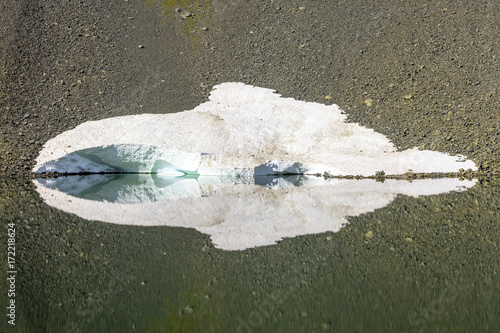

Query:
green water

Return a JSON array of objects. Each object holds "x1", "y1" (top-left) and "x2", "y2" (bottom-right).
[{"x1": 1, "y1": 178, "x2": 499, "y2": 332}]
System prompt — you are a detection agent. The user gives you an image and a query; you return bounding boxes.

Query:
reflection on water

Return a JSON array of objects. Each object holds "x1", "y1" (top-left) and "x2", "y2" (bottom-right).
[
  {"x1": 36, "y1": 173, "x2": 220, "y2": 203},
  {"x1": 34, "y1": 174, "x2": 476, "y2": 250},
  {"x1": 3, "y1": 177, "x2": 500, "y2": 333}
]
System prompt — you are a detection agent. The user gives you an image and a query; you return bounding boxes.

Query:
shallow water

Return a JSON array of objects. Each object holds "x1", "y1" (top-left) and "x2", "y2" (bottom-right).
[{"x1": 1, "y1": 177, "x2": 499, "y2": 332}]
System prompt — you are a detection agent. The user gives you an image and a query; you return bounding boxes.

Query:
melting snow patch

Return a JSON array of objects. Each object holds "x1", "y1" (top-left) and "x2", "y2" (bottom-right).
[{"x1": 34, "y1": 82, "x2": 477, "y2": 176}]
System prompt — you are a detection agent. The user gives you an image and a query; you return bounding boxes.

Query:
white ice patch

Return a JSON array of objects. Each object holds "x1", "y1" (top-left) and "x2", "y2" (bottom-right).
[
  {"x1": 34, "y1": 176, "x2": 476, "y2": 251},
  {"x1": 34, "y1": 82, "x2": 477, "y2": 176}
]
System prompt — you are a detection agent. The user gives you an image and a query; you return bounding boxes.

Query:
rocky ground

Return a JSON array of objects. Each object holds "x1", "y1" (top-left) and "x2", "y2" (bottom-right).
[{"x1": 1, "y1": 0, "x2": 499, "y2": 177}]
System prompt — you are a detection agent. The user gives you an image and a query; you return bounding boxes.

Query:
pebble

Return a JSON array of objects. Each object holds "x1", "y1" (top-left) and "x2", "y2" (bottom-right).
[{"x1": 180, "y1": 11, "x2": 191, "y2": 19}]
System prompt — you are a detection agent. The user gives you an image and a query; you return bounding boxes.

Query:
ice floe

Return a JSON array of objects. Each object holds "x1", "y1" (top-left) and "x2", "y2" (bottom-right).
[{"x1": 34, "y1": 82, "x2": 477, "y2": 176}]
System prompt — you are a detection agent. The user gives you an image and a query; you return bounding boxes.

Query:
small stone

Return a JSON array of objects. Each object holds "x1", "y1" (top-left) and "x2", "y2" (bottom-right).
[
  {"x1": 405, "y1": 237, "x2": 414, "y2": 242},
  {"x1": 364, "y1": 98, "x2": 373, "y2": 107},
  {"x1": 365, "y1": 230, "x2": 374, "y2": 238},
  {"x1": 180, "y1": 11, "x2": 192, "y2": 19},
  {"x1": 183, "y1": 305, "x2": 193, "y2": 314},
  {"x1": 201, "y1": 27, "x2": 208, "y2": 31},
  {"x1": 403, "y1": 94, "x2": 414, "y2": 100},
  {"x1": 299, "y1": 7, "x2": 305, "y2": 10},
  {"x1": 325, "y1": 95, "x2": 333, "y2": 100},
  {"x1": 138, "y1": 45, "x2": 144, "y2": 48}
]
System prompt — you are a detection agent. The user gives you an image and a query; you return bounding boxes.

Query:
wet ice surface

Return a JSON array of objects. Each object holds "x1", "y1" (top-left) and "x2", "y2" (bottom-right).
[
  {"x1": 34, "y1": 174, "x2": 476, "y2": 251},
  {"x1": 34, "y1": 83, "x2": 477, "y2": 176}
]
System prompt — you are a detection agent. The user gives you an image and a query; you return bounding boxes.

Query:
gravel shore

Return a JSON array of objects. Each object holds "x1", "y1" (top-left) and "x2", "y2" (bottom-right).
[{"x1": 1, "y1": 0, "x2": 499, "y2": 177}]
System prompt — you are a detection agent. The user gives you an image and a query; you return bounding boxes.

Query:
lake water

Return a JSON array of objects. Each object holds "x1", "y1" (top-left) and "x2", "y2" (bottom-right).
[{"x1": 1, "y1": 176, "x2": 499, "y2": 332}]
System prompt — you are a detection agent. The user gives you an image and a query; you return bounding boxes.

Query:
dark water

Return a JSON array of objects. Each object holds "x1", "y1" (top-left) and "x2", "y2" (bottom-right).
[{"x1": 1, "y1": 177, "x2": 499, "y2": 332}]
